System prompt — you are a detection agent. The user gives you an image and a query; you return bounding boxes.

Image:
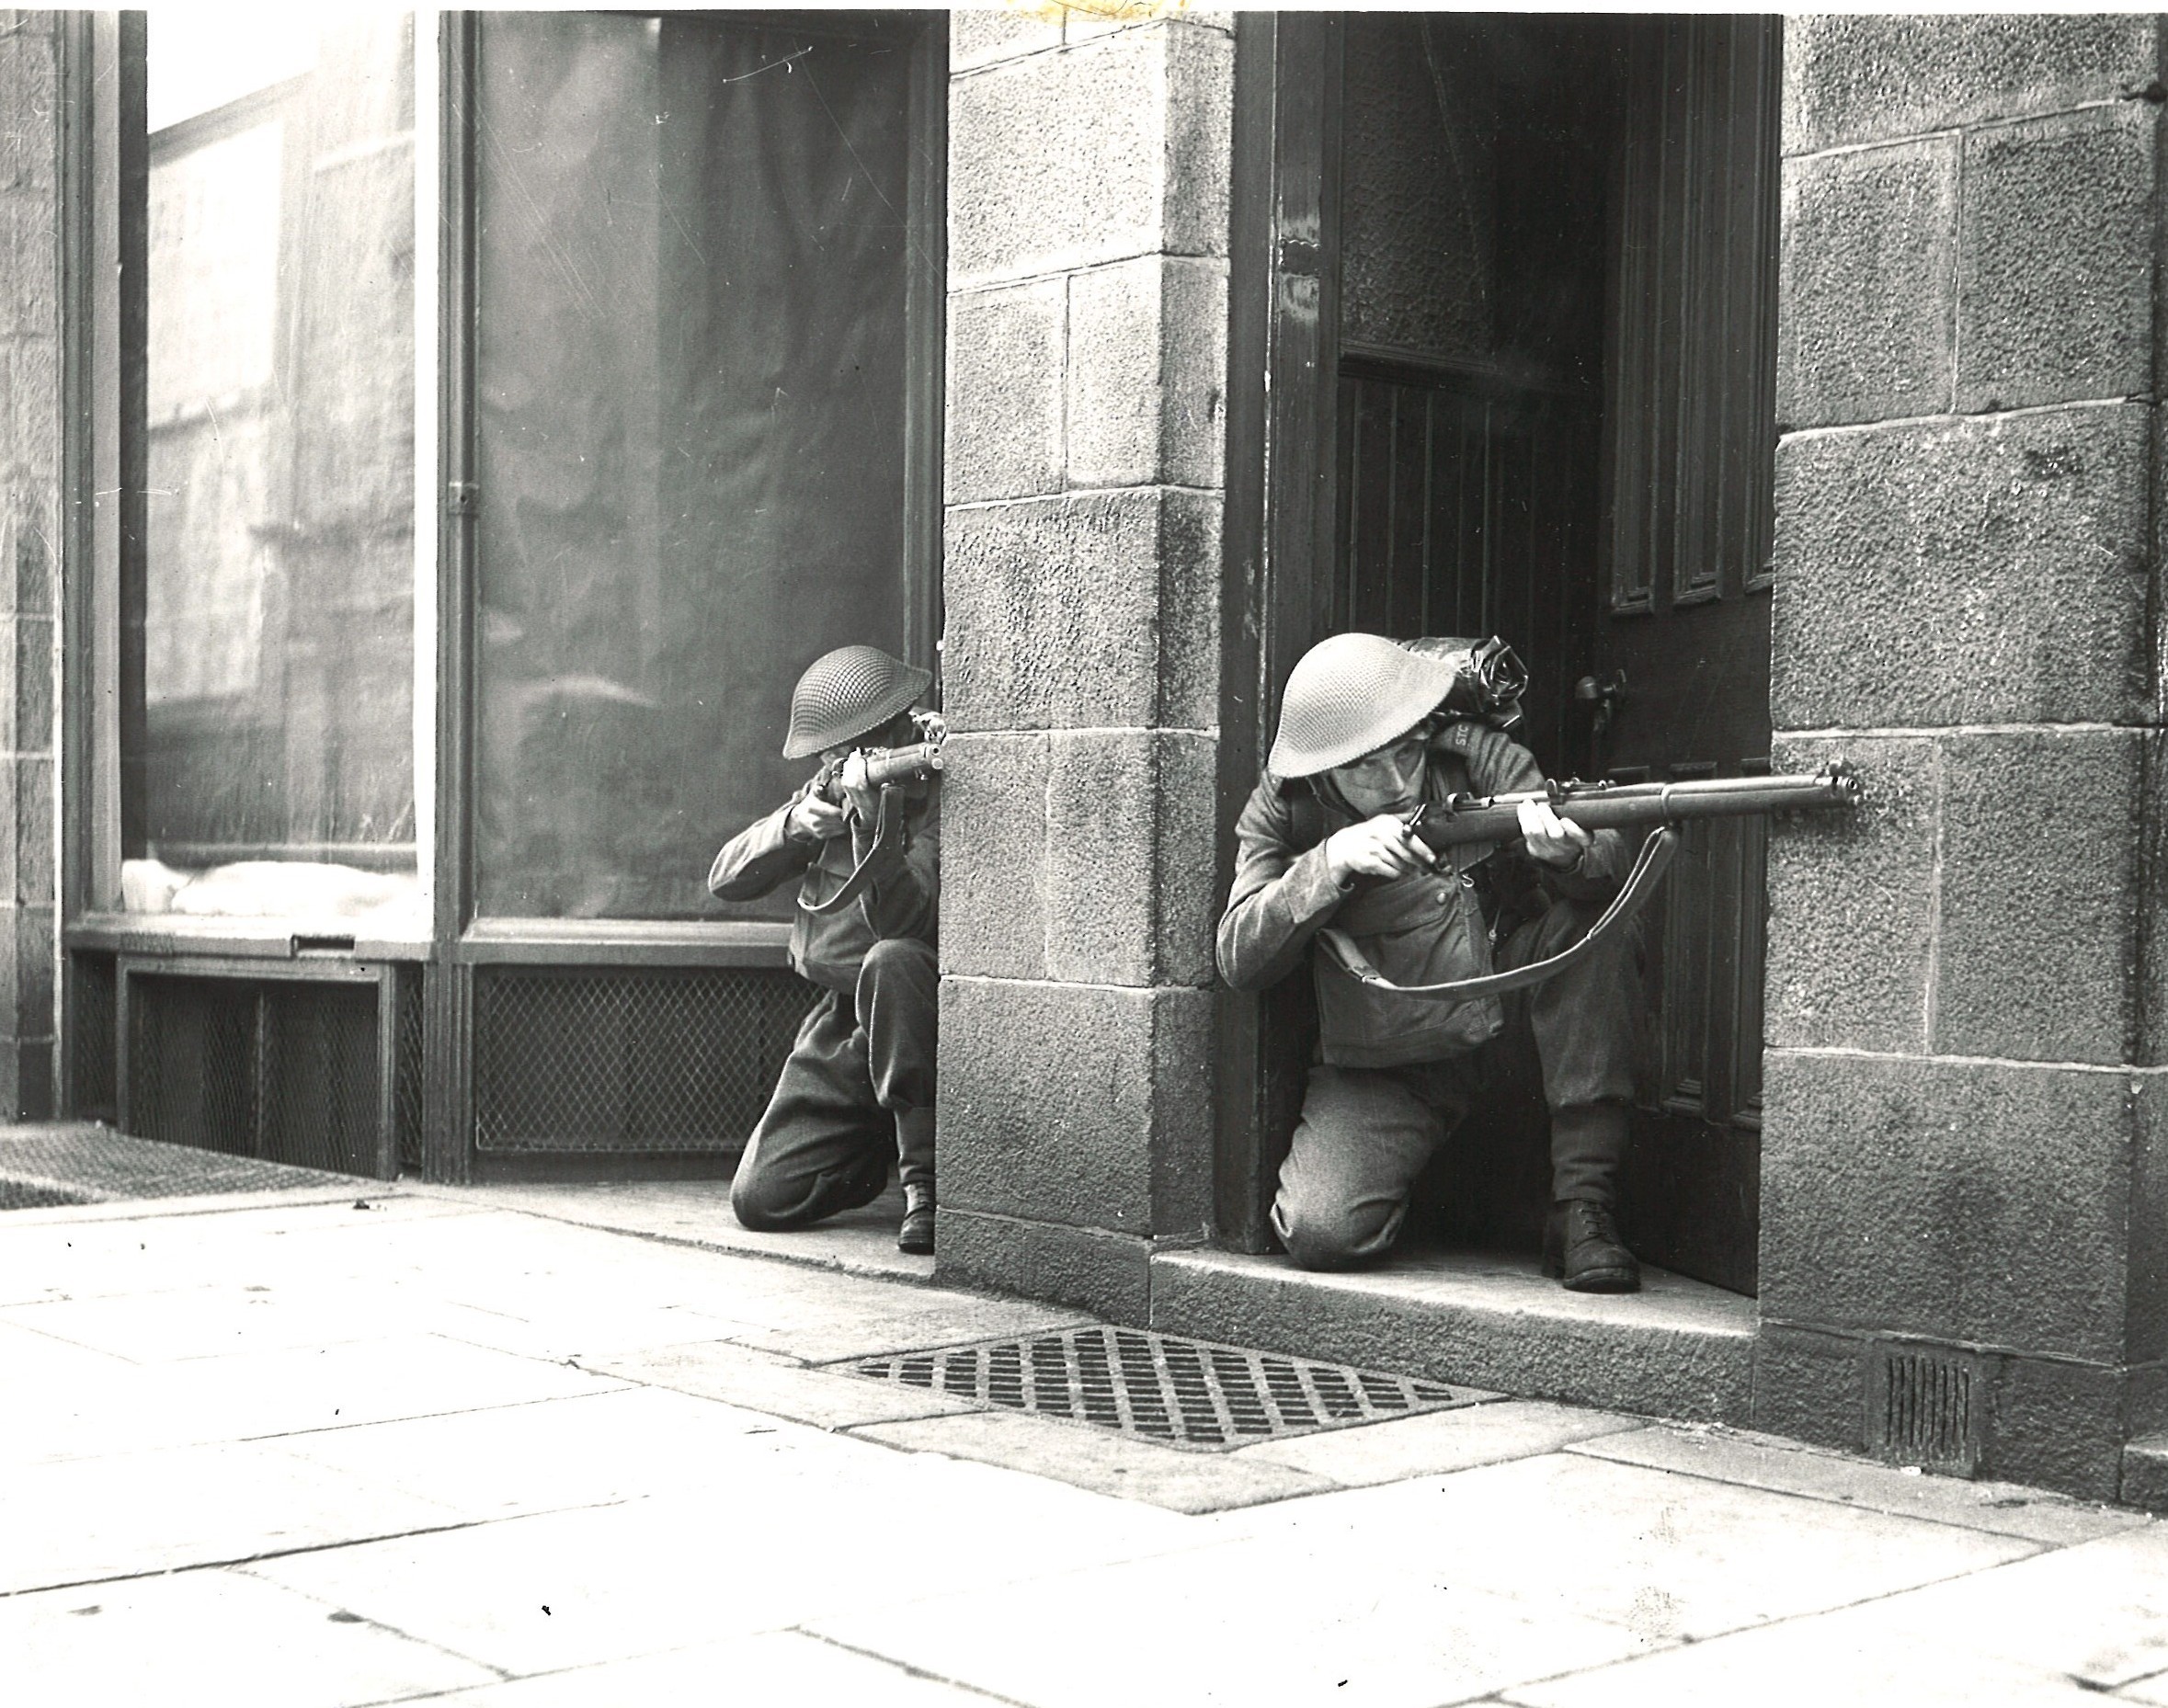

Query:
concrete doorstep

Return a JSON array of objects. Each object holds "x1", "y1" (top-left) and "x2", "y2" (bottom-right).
[{"x1": 0, "y1": 1179, "x2": 2159, "y2": 1707}]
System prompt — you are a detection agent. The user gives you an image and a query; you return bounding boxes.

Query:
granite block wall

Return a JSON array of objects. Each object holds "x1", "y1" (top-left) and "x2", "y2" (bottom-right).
[
  {"x1": 1764, "y1": 14, "x2": 2164, "y2": 1500},
  {"x1": 937, "y1": 8, "x2": 1232, "y2": 1317},
  {"x1": 0, "y1": 12, "x2": 61, "y2": 1117}
]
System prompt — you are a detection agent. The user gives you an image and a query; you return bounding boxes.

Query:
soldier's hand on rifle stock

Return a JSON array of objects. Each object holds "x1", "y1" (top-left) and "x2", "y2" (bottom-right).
[
  {"x1": 1325, "y1": 815, "x2": 1437, "y2": 886},
  {"x1": 1517, "y1": 799, "x2": 1592, "y2": 870},
  {"x1": 787, "y1": 791, "x2": 849, "y2": 843}
]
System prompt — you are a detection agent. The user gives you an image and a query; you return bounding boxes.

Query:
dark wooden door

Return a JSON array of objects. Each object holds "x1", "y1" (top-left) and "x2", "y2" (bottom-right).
[{"x1": 1597, "y1": 17, "x2": 1781, "y2": 1296}]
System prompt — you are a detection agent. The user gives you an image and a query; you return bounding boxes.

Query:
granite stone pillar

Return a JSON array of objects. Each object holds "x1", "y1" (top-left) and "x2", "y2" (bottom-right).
[
  {"x1": 935, "y1": 9, "x2": 1233, "y2": 1321},
  {"x1": 1762, "y1": 15, "x2": 2165, "y2": 1499},
  {"x1": 0, "y1": 12, "x2": 62, "y2": 1118}
]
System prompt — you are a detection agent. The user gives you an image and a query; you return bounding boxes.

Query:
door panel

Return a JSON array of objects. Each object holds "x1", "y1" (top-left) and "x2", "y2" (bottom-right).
[
  {"x1": 1597, "y1": 17, "x2": 1781, "y2": 1296},
  {"x1": 1332, "y1": 357, "x2": 1598, "y2": 780}
]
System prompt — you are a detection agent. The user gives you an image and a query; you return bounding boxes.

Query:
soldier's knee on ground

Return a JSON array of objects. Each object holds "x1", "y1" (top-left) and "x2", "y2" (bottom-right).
[
  {"x1": 1272, "y1": 1195, "x2": 1403, "y2": 1272},
  {"x1": 729, "y1": 1168, "x2": 794, "y2": 1232}
]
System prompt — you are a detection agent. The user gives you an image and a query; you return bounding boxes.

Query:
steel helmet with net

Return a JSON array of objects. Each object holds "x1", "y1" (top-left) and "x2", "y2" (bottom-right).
[
  {"x1": 1266, "y1": 632, "x2": 1464, "y2": 779},
  {"x1": 782, "y1": 645, "x2": 934, "y2": 761}
]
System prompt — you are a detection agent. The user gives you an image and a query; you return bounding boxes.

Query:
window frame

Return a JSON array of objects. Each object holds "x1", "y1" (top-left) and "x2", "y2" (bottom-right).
[{"x1": 61, "y1": 10, "x2": 949, "y2": 1179}]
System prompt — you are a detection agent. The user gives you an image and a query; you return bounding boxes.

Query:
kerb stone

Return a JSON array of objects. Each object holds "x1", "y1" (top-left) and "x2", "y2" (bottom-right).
[{"x1": 935, "y1": 1208, "x2": 1152, "y2": 1326}]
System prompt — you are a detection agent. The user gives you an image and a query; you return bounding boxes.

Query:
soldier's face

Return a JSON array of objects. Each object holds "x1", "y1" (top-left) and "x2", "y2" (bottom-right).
[{"x1": 1331, "y1": 729, "x2": 1429, "y2": 816}]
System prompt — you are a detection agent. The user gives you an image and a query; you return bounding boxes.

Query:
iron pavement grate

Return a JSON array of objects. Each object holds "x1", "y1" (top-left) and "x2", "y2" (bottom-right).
[
  {"x1": 0, "y1": 1125, "x2": 354, "y2": 1212},
  {"x1": 846, "y1": 1325, "x2": 1487, "y2": 1452}
]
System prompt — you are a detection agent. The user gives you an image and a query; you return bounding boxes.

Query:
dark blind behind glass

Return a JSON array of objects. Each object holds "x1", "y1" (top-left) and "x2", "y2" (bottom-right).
[{"x1": 473, "y1": 14, "x2": 914, "y2": 920}]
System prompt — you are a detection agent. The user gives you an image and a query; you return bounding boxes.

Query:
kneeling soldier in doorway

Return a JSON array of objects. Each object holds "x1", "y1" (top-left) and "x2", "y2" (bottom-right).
[
  {"x1": 1216, "y1": 632, "x2": 1644, "y2": 1291},
  {"x1": 710, "y1": 645, "x2": 941, "y2": 1255}
]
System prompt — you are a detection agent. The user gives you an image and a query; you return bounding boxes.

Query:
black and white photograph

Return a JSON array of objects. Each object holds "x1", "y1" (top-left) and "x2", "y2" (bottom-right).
[{"x1": 0, "y1": 3, "x2": 2162, "y2": 1701}]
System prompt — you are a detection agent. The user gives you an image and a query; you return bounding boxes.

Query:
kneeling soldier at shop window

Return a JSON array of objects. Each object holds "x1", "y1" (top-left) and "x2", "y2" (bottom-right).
[
  {"x1": 1216, "y1": 632, "x2": 1644, "y2": 1291},
  {"x1": 710, "y1": 645, "x2": 941, "y2": 1255}
]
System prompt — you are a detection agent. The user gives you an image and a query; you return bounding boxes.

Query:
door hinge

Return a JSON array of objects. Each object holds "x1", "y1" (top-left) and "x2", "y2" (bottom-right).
[{"x1": 445, "y1": 481, "x2": 478, "y2": 517}]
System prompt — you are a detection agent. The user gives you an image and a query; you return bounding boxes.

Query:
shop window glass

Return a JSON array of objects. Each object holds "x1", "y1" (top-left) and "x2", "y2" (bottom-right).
[
  {"x1": 472, "y1": 13, "x2": 915, "y2": 920},
  {"x1": 124, "y1": 15, "x2": 418, "y2": 925}
]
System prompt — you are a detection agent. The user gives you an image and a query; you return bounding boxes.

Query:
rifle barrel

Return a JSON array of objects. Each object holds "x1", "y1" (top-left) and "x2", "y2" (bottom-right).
[{"x1": 1409, "y1": 765, "x2": 1860, "y2": 852}]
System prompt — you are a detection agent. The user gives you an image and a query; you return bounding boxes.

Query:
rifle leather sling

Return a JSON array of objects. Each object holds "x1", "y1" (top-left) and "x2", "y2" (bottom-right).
[
  {"x1": 804, "y1": 787, "x2": 909, "y2": 918},
  {"x1": 1314, "y1": 825, "x2": 1679, "y2": 1003}
]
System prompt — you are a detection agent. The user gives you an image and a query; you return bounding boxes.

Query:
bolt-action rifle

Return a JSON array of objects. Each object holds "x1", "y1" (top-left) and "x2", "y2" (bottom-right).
[
  {"x1": 1318, "y1": 763, "x2": 1864, "y2": 1003},
  {"x1": 804, "y1": 715, "x2": 945, "y2": 917},
  {"x1": 1400, "y1": 763, "x2": 1862, "y2": 858}
]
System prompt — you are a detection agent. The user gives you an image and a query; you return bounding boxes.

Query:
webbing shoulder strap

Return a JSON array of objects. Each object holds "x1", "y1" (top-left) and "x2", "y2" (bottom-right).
[
  {"x1": 804, "y1": 788, "x2": 909, "y2": 917},
  {"x1": 1314, "y1": 826, "x2": 1678, "y2": 1003}
]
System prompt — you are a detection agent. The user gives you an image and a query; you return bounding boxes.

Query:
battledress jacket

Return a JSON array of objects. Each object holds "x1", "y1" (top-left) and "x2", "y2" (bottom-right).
[
  {"x1": 1215, "y1": 720, "x2": 1627, "y2": 1069},
  {"x1": 706, "y1": 777, "x2": 940, "y2": 995}
]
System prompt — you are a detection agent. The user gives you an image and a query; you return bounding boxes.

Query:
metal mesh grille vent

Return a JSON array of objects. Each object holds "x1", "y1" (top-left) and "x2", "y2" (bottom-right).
[
  {"x1": 474, "y1": 968, "x2": 813, "y2": 1153},
  {"x1": 128, "y1": 976, "x2": 382, "y2": 1177},
  {"x1": 850, "y1": 1327, "x2": 1485, "y2": 1452},
  {"x1": 0, "y1": 1125, "x2": 349, "y2": 1205},
  {"x1": 394, "y1": 966, "x2": 425, "y2": 1173},
  {"x1": 70, "y1": 953, "x2": 119, "y2": 1121},
  {"x1": 1870, "y1": 1347, "x2": 1984, "y2": 1473}
]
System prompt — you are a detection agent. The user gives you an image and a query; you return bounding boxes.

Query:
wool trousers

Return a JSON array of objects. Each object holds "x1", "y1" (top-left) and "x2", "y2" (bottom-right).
[
  {"x1": 1272, "y1": 897, "x2": 1640, "y2": 1271},
  {"x1": 730, "y1": 937, "x2": 937, "y2": 1230}
]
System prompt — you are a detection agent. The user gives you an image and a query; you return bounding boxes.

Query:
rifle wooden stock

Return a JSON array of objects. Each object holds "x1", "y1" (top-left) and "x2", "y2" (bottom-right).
[{"x1": 1405, "y1": 763, "x2": 1861, "y2": 854}]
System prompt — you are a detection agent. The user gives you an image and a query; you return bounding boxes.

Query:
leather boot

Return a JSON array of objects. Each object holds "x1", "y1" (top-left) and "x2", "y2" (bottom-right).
[
  {"x1": 897, "y1": 1180, "x2": 935, "y2": 1255},
  {"x1": 1543, "y1": 1200, "x2": 1640, "y2": 1293}
]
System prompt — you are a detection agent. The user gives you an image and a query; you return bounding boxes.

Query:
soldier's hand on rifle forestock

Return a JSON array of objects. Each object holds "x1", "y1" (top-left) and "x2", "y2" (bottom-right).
[
  {"x1": 836, "y1": 752, "x2": 883, "y2": 827},
  {"x1": 1325, "y1": 815, "x2": 1437, "y2": 886},
  {"x1": 787, "y1": 792, "x2": 849, "y2": 843},
  {"x1": 1517, "y1": 799, "x2": 1592, "y2": 870}
]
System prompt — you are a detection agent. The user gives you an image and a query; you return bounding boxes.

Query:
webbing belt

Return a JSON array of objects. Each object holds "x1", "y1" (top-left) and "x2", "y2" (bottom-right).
[{"x1": 1314, "y1": 825, "x2": 1679, "y2": 1003}]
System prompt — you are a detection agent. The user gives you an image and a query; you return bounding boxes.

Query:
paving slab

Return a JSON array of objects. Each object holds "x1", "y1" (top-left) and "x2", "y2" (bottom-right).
[
  {"x1": 1233, "y1": 1399, "x2": 1641, "y2": 1487},
  {"x1": 445, "y1": 1179, "x2": 936, "y2": 1285},
  {"x1": 265, "y1": 1385, "x2": 827, "y2": 1520},
  {"x1": 1508, "y1": 1526, "x2": 2168, "y2": 1706},
  {"x1": 0, "y1": 1279, "x2": 446, "y2": 1362},
  {"x1": 0, "y1": 1332, "x2": 627, "y2": 1465},
  {"x1": 741, "y1": 1294, "x2": 1097, "y2": 1363},
  {"x1": 250, "y1": 1442, "x2": 1199, "y2": 1679},
  {"x1": 422, "y1": 1628, "x2": 993, "y2": 1706},
  {"x1": 0, "y1": 1438, "x2": 464, "y2": 1596},
  {"x1": 808, "y1": 1535, "x2": 1663, "y2": 1708},
  {"x1": 1573, "y1": 1421, "x2": 2149, "y2": 1545},
  {"x1": 578, "y1": 1338, "x2": 989, "y2": 1430},
  {"x1": 1, "y1": 1566, "x2": 499, "y2": 1708},
  {"x1": 0, "y1": 1194, "x2": 483, "y2": 1305},
  {"x1": 424, "y1": 1292, "x2": 767, "y2": 1363},
  {"x1": 1212, "y1": 1450, "x2": 2038, "y2": 1644},
  {"x1": 852, "y1": 1406, "x2": 1341, "y2": 1512}
]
